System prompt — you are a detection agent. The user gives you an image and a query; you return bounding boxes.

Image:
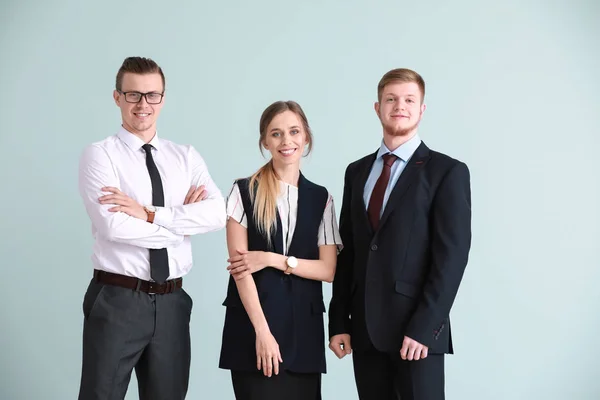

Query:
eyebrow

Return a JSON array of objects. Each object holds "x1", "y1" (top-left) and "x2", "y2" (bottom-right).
[
  {"x1": 121, "y1": 89, "x2": 163, "y2": 93},
  {"x1": 269, "y1": 125, "x2": 300, "y2": 133},
  {"x1": 384, "y1": 93, "x2": 416, "y2": 97}
]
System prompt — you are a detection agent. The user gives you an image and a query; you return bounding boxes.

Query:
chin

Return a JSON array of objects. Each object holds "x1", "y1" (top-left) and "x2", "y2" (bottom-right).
[{"x1": 385, "y1": 127, "x2": 411, "y2": 137}]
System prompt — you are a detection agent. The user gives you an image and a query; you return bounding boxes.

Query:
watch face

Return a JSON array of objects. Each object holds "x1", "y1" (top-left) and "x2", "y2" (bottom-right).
[
  {"x1": 287, "y1": 256, "x2": 298, "y2": 268},
  {"x1": 146, "y1": 205, "x2": 156, "y2": 212}
]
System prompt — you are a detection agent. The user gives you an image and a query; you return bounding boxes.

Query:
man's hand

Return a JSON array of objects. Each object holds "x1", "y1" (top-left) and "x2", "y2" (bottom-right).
[
  {"x1": 329, "y1": 334, "x2": 352, "y2": 359},
  {"x1": 99, "y1": 187, "x2": 147, "y2": 220},
  {"x1": 184, "y1": 185, "x2": 207, "y2": 205},
  {"x1": 400, "y1": 336, "x2": 428, "y2": 361}
]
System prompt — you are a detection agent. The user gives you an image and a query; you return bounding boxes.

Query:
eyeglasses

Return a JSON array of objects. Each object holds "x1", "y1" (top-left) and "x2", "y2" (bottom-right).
[{"x1": 118, "y1": 91, "x2": 164, "y2": 104}]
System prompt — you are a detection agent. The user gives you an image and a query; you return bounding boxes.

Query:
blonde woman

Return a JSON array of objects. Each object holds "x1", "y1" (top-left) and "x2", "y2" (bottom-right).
[{"x1": 218, "y1": 101, "x2": 342, "y2": 399}]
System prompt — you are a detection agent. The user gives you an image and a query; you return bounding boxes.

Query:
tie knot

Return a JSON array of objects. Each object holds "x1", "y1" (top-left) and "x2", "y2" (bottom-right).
[
  {"x1": 142, "y1": 144, "x2": 153, "y2": 154},
  {"x1": 382, "y1": 153, "x2": 397, "y2": 168}
]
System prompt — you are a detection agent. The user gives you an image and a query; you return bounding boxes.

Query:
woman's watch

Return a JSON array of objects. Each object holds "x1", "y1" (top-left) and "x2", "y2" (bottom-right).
[{"x1": 284, "y1": 256, "x2": 298, "y2": 275}]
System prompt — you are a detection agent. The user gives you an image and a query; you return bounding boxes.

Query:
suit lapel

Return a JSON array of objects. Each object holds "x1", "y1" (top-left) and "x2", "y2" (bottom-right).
[
  {"x1": 353, "y1": 151, "x2": 378, "y2": 236},
  {"x1": 378, "y1": 142, "x2": 430, "y2": 230}
]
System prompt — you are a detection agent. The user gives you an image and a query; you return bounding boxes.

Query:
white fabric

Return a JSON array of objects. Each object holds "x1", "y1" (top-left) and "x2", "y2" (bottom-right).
[{"x1": 78, "y1": 126, "x2": 226, "y2": 280}]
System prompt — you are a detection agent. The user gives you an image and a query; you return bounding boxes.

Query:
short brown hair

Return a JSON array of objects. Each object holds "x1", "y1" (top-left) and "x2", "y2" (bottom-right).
[
  {"x1": 377, "y1": 68, "x2": 425, "y2": 103},
  {"x1": 115, "y1": 57, "x2": 165, "y2": 92}
]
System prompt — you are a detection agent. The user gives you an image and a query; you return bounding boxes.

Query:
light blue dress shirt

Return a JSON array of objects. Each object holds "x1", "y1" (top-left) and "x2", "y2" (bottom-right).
[{"x1": 363, "y1": 133, "x2": 422, "y2": 216}]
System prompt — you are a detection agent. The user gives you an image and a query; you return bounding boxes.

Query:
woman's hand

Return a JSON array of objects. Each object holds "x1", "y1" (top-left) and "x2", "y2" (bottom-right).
[
  {"x1": 227, "y1": 250, "x2": 271, "y2": 280},
  {"x1": 255, "y1": 329, "x2": 283, "y2": 377}
]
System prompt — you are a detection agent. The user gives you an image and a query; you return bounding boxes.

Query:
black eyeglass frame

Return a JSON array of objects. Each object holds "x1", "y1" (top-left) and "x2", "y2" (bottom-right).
[{"x1": 117, "y1": 90, "x2": 165, "y2": 104}]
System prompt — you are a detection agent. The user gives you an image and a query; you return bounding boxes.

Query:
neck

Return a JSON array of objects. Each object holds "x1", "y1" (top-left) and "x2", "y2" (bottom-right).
[
  {"x1": 383, "y1": 129, "x2": 417, "y2": 152},
  {"x1": 122, "y1": 124, "x2": 156, "y2": 144},
  {"x1": 273, "y1": 162, "x2": 300, "y2": 186}
]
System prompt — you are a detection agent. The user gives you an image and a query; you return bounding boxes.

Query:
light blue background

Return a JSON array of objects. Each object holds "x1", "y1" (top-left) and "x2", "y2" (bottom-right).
[{"x1": 1, "y1": 0, "x2": 598, "y2": 399}]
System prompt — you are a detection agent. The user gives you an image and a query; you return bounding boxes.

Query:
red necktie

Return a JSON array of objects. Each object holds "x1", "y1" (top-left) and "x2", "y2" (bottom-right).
[{"x1": 367, "y1": 153, "x2": 398, "y2": 230}]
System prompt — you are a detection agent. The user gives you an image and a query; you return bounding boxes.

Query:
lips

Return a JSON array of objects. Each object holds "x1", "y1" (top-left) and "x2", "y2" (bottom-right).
[
  {"x1": 134, "y1": 112, "x2": 151, "y2": 118},
  {"x1": 279, "y1": 148, "x2": 297, "y2": 156}
]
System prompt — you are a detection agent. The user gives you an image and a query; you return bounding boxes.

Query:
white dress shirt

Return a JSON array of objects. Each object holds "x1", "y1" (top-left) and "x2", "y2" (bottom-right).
[
  {"x1": 78, "y1": 127, "x2": 226, "y2": 280},
  {"x1": 226, "y1": 181, "x2": 343, "y2": 255}
]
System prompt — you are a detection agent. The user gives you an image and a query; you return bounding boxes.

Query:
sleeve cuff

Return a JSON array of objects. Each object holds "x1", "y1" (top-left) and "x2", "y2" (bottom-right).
[{"x1": 153, "y1": 207, "x2": 173, "y2": 229}]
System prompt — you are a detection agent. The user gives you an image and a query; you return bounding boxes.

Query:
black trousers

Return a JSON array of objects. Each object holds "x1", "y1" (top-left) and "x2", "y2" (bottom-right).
[
  {"x1": 231, "y1": 369, "x2": 321, "y2": 400},
  {"x1": 352, "y1": 346, "x2": 445, "y2": 400},
  {"x1": 78, "y1": 279, "x2": 193, "y2": 400}
]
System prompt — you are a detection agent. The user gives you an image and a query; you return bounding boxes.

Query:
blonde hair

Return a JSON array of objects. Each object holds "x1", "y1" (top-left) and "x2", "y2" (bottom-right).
[
  {"x1": 249, "y1": 101, "x2": 313, "y2": 242},
  {"x1": 377, "y1": 68, "x2": 425, "y2": 103}
]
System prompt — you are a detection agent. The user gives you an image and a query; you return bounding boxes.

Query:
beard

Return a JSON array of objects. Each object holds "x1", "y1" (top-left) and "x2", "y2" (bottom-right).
[{"x1": 382, "y1": 118, "x2": 420, "y2": 137}]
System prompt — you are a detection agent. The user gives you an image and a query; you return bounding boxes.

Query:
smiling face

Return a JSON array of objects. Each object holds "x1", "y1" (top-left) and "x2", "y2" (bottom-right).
[
  {"x1": 375, "y1": 81, "x2": 425, "y2": 139},
  {"x1": 262, "y1": 110, "x2": 308, "y2": 168},
  {"x1": 113, "y1": 72, "x2": 165, "y2": 138}
]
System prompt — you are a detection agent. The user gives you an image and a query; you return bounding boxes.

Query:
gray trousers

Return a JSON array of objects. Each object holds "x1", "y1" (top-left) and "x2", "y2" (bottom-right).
[{"x1": 78, "y1": 279, "x2": 193, "y2": 400}]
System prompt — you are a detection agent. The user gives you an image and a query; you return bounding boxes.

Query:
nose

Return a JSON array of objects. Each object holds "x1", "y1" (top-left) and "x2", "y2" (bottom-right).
[
  {"x1": 137, "y1": 95, "x2": 149, "y2": 107},
  {"x1": 282, "y1": 132, "x2": 293, "y2": 144}
]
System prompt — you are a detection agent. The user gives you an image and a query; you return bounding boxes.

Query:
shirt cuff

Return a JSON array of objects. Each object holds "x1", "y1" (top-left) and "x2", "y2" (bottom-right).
[{"x1": 153, "y1": 207, "x2": 173, "y2": 229}]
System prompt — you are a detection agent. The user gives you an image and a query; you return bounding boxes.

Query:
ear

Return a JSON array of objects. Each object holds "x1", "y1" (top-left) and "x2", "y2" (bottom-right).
[
  {"x1": 113, "y1": 90, "x2": 120, "y2": 106},
  {"x1": 420, "y1": 102, "x2": 427, "y2": 116},
  {"x1": 374, "y1": 101, "x2": 380, "y2": 116}
]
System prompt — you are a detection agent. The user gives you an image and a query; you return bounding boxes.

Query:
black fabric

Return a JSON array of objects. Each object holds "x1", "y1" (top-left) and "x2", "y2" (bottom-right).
[
  {"x1": 142, "y1": 144, "x2": 169, "y2": 283},
  {"x1": 231, "y1": 369, "x2": 321, "y2": 400}
]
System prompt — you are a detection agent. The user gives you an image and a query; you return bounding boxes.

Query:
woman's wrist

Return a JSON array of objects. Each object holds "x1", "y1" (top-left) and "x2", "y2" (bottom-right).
[
  {"x1": 265, "y1": 252, "x2": 286, "y2": 271},
  {"x1": 273, "y1": 253, "x2": 287, "y2": 271},
  {"x1": 254, "y1": 321, "x2": 270, "y2": 336}
]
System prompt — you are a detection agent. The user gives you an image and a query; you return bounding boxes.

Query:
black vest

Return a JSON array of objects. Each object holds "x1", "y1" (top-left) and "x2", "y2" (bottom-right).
[{"x1": 218, "y1": 173, "x2": 329, "y2": 373}]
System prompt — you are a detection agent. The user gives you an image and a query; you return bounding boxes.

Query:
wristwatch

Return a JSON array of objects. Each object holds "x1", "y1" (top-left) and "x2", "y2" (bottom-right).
[
  {"x1": 144, "y1": 205, "x2": 156, "y2": 223},
  {"x1": 284, "y1": 256, "x2": 298, "y2": 275}
]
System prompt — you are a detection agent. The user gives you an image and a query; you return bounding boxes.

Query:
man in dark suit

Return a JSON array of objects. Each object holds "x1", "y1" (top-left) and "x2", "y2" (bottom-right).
[{"x1": 328, "y1": 68, "x2": 472, "y2": 400}]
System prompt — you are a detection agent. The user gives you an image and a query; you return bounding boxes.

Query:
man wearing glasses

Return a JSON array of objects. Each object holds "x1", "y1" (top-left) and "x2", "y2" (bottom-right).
[{"x1": 77, "y1": 56, "x2": 226, "y2": 399}]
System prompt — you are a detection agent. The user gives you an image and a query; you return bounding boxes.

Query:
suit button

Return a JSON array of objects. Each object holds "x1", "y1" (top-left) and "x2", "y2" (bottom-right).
[{"x1": 371, "y1": 244, "x2": 378, "y2": 251}]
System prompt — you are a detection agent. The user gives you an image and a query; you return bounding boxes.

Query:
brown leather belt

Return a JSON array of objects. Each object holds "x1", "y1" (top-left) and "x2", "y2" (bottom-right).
[{"x1": 93, "y1": 269, "x2": 182, "y2": 294}]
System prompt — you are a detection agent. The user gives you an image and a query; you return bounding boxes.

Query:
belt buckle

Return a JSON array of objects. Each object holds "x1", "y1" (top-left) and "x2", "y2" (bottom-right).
[{"x1": 148, "y1": 282, "x2": 158, "y2": 295}]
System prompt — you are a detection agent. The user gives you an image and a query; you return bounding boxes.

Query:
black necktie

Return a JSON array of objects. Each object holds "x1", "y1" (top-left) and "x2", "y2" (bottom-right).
[{"x1": 142, "y1": 144, "x2": 169, "y2": 283}]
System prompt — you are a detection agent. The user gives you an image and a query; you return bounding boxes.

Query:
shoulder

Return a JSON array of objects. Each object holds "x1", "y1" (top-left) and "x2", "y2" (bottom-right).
[
  {"x1": 230, "y1": 177, "x2": 253, "y2": 200},
  {"x1": 299, "y1": 175, "x2": 329, "y2": 205},
  {"x1": 233, "y1": 176, "x2": 251, "y2": 189},
  {"x1": 300, "y1": 175, "x2": 327, "y2": 193},
  {"x1": 347, "y1": 152, "x2": 375, "y2": 173},
  {"x1": 79, "y1": 135, "x2": 119, "y2": 163},
  {"x1": 341, "y1": 151, "x2": 377, "y2": 182},
  {"x1": 427, "y1": 146, "x2": 469, "y2": 173},
  {"x1": 426, "y1": 147, "x2": 470, "y2": 183},
  {"x1": 159, "y1": 138, "x2": 202, "y2": 158}
]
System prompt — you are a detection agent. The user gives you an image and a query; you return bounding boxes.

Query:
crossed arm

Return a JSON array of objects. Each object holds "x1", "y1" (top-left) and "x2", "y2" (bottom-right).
[{"x1": 78, "y1": 144, "x2": 226, "y2": 248}]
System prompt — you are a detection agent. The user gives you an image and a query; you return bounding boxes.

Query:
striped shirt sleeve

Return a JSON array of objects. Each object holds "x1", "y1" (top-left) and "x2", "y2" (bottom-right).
[
  {"x1": 317, "y1": 192, "x2": 343, "y2": 251},
  {"x1": 225, "y1": 182, "x2": 247, "y2": 228}
]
